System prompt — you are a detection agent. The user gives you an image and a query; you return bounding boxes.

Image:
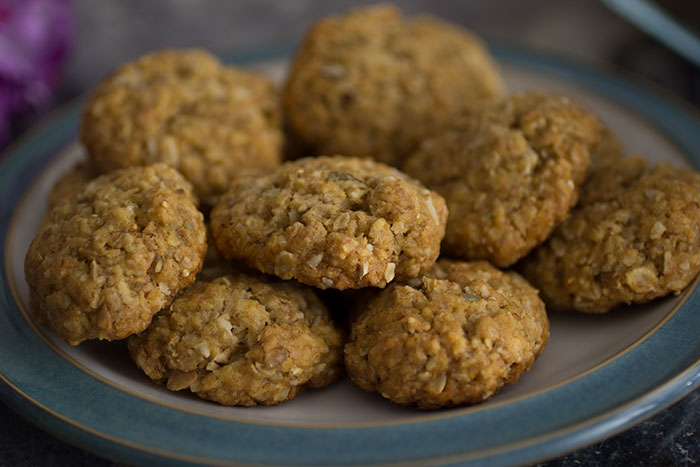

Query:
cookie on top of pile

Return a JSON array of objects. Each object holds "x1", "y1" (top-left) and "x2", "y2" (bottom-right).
[{"x1": 25, "y1": 3, "x2": 700, "y2": 410}]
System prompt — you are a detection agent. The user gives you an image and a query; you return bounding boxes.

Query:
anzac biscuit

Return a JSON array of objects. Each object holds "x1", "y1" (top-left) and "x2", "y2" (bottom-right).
[
  {"x1": 344, "y1": 260, "x2": 549, "y2": 409},
  {"x1": 283, "y1": 4, "x2": 505, "y2": 166},
  {"x1": 519, "y1": 157, "x2": 700, "y2": 313},
  {"x1": 25, "y1": 163, "x2": 206, "y2": 345},
  {"x1": 80, "y1": 49, "x2": 282, "y2": 206},
  {"x1": 210, "y1": 156, "x2": 448, "y2": 290},
  {"x1": 403, "y1": 92, "x2": 602, "y2": 267},
  {"x1": 128, "y1": 273, "x2": 344, "y2": 406}
]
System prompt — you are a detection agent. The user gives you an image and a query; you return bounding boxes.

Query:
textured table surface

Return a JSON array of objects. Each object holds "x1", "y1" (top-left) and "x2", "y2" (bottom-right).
[{"x1": 3, "y1": 1, "x2": 700, "y2": 465}]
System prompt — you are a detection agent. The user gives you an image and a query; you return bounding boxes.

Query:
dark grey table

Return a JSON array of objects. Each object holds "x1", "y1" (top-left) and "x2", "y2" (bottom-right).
[{"x1": 3, "y1": 1, "x2": 700, "y2": 465}]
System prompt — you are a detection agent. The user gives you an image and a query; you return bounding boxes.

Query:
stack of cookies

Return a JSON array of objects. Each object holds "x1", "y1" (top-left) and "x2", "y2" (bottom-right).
[{"x1": 24, "y1": 4, "x2": 700, "y2": 410}]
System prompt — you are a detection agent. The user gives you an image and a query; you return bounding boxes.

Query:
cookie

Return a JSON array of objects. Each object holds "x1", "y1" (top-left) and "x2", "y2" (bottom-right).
[
  {"x1": 128, "y1": 273, "x2": 344, "y2": 406},
  {"x1": 519, "y1": 157, "x2": 700, "y2": 313},
  {"x1": 283, "y1": 4, "x2": 505, "y2": 166},
  {"x1": 25, "y1": 163, "x2": 207, "y2": 345},
  {"x1": 80, "y1": 48, "x2": 282, "y2": 206},
  {"x1": 344, "y1": 260, "x2": 549, "y2": 409},
  {"x1": 403, "y1": 92, "x2": 602, "y2": 267},
  {"x1": 210, "y1": 155, "x2": 448, "y2": 290},
  {"x1": 47, "y1": 159, "x2": 99, "y2": 208}
]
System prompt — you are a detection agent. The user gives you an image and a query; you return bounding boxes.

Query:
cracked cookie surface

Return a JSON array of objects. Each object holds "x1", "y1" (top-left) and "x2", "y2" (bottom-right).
[
  {"x1": 344, "y1": 259, "x2": 549, "y2": 409},
  {"x1": 128, "y1": 273, "x2": 344, "y2": 406},
  {"x1": 283, "y1": 4, "x2": 505, "y2": 166},
  {"x1": 210, "y1": 155, "x2": 448, "y2": 290},
  {"x1": 519, "y1": 157, "x2": 700, "y2": 313},
  {"x1": 25, "y1": 163, "x2": 206, "y2": 345},
  {"x1": 403, "y1": 92, "x2": 602, "y2": 267},
  {"x1": 80, "y1": 48, "x2": 282, "y2": 206}
]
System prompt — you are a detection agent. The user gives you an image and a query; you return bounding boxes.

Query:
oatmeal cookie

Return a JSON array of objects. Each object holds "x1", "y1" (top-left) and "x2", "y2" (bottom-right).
[
  {"x1": 80, "y1": 48, "x2": 282, "y2": 206},
  {"x1": 47, "y1": 159, "x2": 99, "y2": 208},
  {"x1": 403, "y1": 92, "x2": 602, "y2": 267},
  {"x1": 128, "y1": 273, "x2": 344, "y2": 406},
  {"x1": 283, "y1": 4, "x2": 505, "y2": 166},
  {"x1": 210, "y1": 156, "x2": 448, "y2": 290},
  {"x1": 25, "y1": 163, "x2": 207, "y2": 345},
  {"x1": 345, "y1": 259, "x2": 549, "y2": 409},
  {"x1": 519, "y1": 157, "x2": 700, "y2": 313}
]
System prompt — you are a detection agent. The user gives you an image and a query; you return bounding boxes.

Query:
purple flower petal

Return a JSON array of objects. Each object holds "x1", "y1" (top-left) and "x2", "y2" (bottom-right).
[{"x1": 0, "y1": 0, "x2": 73, "y2": 147}]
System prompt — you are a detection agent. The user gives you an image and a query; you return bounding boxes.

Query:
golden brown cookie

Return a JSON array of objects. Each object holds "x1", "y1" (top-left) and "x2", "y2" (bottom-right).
[
  {"x1": 403, "y1": 92, "x2": 602, "y2": 267},
  {"x1": 47, "y1": 159, "x2": 99, "y2": 208},
  {"x1": 519, "y1": 157, "x2": 700, "y2": 313},
  {"x1": 283, "y1": 4, "x2": 505, "y2": 166},
  {"x1": 128, "y1": 273, "x2": 344, "y2": 406},
  {"x1": 210, "y1": 156, "x2": 448, "y2": 290},
  {"x1": 25, "y1": 163, "x2": 206, "y2": 345},
  {"x1": 80, "y1": 49, "x2": 282, "y2": 206},
  {"x1": 344, "y1": 260, "x2": 549, "y2": 409}
]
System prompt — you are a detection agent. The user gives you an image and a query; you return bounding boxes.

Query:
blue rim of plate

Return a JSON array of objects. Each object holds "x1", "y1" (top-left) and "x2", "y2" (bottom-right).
[
  {"x1": 2, "y1": 44, "x2": 700, "y2": 466},
  {"x1": 602, "y1": 0, "x2": 700, "y2": 68}
]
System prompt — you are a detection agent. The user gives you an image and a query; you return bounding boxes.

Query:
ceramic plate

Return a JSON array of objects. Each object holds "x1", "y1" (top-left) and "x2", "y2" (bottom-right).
[{"x1": 2, "y1": 45, "x2": 700, "y2": 466}]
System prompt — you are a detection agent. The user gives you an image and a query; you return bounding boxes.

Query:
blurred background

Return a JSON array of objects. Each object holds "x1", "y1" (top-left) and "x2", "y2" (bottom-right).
[
  {"x1": 1, "y1": 0, "x2": 700, "y2": 465},
  {"x1": 1, "y1": 0, "x2": 699, "y2": 150}
]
